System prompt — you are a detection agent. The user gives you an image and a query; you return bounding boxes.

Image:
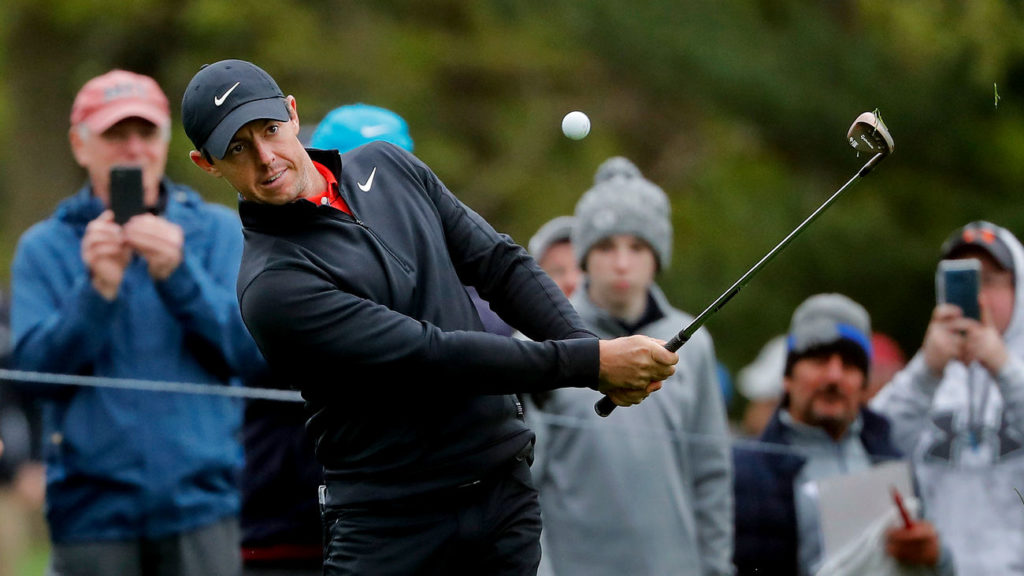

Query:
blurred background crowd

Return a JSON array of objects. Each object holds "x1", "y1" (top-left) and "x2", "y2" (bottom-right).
[{"x1": 3, "y1": 1, "x2": 1024, "y2": 574}]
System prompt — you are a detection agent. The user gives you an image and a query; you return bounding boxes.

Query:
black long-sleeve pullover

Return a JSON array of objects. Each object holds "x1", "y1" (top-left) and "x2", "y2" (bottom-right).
[{"x1": 237, "y1": 144, "x2": 598, "y2": 504}]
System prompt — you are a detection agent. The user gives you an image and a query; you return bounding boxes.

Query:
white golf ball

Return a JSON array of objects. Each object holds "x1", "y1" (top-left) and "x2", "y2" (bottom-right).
[{"x1": 562, "y1": 111, "x2": 591, "y2": 140}]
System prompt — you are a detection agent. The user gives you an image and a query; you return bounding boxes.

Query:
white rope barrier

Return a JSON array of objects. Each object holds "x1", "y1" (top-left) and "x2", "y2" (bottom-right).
[
  {"x1": 0, "y1": 368, "x2": 885, "y2": 459},
  {"x1": 0, "y1": 368, "x2": 303, "y2": 402}
]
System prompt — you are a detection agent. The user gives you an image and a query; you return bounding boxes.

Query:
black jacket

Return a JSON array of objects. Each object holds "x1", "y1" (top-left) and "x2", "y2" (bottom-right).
[{"x1": 237, "y1": 144, "x2": 598, "y2": 504}]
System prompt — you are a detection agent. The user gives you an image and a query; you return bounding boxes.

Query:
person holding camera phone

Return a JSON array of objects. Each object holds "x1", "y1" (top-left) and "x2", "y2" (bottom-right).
[
  {"x1": 10, "y1": 69, "x2": 264, "y2": 576},
  {"x1": 870, "y1": 220, "x2": 1024, "y2": 575}
]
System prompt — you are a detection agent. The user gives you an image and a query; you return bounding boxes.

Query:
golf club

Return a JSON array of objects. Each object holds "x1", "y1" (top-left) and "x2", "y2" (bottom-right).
[{"x1": 595, "y1": 110, "x2": 894, "y2": 417}]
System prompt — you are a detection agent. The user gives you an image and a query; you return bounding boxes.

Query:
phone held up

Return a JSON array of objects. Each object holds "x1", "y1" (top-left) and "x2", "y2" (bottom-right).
[
  {"x1": 109, "y1": 165, "x2": 146, "y2": 225},
  {"x1": 936, "y1": 258, "x2": 981, "y2": 321}
]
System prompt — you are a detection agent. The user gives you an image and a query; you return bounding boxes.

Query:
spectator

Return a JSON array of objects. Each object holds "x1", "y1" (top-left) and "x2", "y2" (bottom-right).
[
  {"x1": 182, "y1": 58, "x2": 675, "y2": 576},
  {"x1": 736, "y1": 334, "x2": 787, "y2": 437},
  {"x1": 864, "y1": 332, "x2": 907, "y2": 402},
  {"x1": 717, "y1": 362, "x2": 735, "y2": 413},
  {"x1": 0, "y1": 286, "x2": 46, "y2": 576},
  {"x1": 239, "y1": 102, "x2": 417, "y2": 576},
  {"x1": 733, "y1": 293, "x2": 954, "y2": 576},
  {"x1": 10, "y1": 69, "x2": 262, "y2": 576},
  {"x1": 308, "y1": 102, "x2": 414, "y2": 153},
  {"x1": 532, "y1": 156, "x2": 733, "y2": 575},
  {"x1": 517, "y1": 215, "x2": 580, "y2": 576},
  {"x1": 519, "y1": 214, "x2": 580, "y2": 410},
  {"x1": 870, "y1": 220, "x2": 1024, "y2": 575},
  {"x1": 528, "y1": 215, "x2": 581, "y2": 298}
]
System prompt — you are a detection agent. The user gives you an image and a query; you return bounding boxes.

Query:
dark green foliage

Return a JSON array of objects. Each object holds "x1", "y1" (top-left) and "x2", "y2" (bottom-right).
[{"x1": 3, "y1": 0, "x2": 1024, "y2": 385}]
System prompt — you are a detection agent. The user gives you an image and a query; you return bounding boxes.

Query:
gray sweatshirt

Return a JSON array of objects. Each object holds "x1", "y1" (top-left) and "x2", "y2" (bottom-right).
[
  {"x1": 530, "y1": 285, "x2": 734, "y2": 576},
  {"x1": 870, "y1": 223, "x2": 1024, "y2": 575}
]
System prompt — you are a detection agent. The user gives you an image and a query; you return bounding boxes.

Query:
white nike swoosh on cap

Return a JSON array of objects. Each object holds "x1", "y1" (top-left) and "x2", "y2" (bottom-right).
[
  {"x1": 214, "y1": 82, "x2": 240, "y2": 107},
  {"x1": 358, "y1": 167, "x2": 377, "y2": 192},
  {"x1": 359, "y1": 125, "x2": 392, "y2": 138}
]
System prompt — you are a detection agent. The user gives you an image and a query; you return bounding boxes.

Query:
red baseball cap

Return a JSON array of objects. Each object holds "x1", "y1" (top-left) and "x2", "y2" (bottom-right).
[
  {"x1": 70, "y1": 70, "x2": 170, "y2": 133},
  {"x1": 871, "y1": 332, "x2": 905, "y2": 366}
]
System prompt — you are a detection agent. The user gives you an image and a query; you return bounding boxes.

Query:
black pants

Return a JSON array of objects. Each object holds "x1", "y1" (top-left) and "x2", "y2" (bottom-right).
[{"x1": 320, "y1": 459, "x2": 541, "y2": 576}]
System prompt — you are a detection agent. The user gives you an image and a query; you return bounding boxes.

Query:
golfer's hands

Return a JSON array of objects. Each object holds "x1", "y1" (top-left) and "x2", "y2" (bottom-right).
[
  {"x1": 123, "y1": 214, "x2": 184, "y2": 281},
  {"x1": 885, "y1": 521, "x2": 941, "y2": 567},
  {"x1": 83, "y1": 211, "x2": 132, "y2": 301},
  {"x1": 597, "y1": 335, "x2": 677, "y2": 406}
]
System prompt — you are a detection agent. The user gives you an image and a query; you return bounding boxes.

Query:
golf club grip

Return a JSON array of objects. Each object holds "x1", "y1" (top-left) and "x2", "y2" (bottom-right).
[
  {"x1": 665, "y1": 333, "x2": 687, "y2": 352},
  {"x1": 594, "y1": 395, "x2": 618, "y2": 417},
  {"x1": 594, "y1": 332, "x2": 692, "y2": 417}
]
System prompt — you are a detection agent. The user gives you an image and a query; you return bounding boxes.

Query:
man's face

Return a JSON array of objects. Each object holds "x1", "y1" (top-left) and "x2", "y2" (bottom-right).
[
  {"x1": 584, "y1": 234, "x2": 657, "y2": 314},
  {"x1": 70, "y1": 117, "x2": 169, "y2": 207},
  {"x1": 784, "y1": 345, "x2": 866, "y2": 439},
  {"x1": 196, "y1": 97, "x2": 316, "y2": 205},
  {"x1": 955, "y1": 249, "x2": 1015, "y2": 334},
  {"x1": 539, "y1": 240, "x2": 581, "y2": 297}
]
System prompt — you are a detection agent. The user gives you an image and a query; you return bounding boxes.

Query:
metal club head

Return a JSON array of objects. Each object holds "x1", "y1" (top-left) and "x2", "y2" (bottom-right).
[
  {"x1": 848, "y1": 111, "x2": 894, "y2": 175},
  {"x1": 848, "y1": 111, "x2": 894, "y2": 156}
]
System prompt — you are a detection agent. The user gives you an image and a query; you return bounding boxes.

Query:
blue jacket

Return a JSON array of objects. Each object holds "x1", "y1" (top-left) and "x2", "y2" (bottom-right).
[
  {"x1": 11, "y1": 179, "x2": 262, "y2": 543},
  {"x1": 732, "y1": 407, "x2": 901, "y2": 575}
]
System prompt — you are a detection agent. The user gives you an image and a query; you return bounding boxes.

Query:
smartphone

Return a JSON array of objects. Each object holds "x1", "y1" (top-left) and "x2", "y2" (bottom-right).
[
  {"x1": 109, "y1": 166, "x2": 146, "y2": 225},
  {"x1": 936, "y1": 258, "x2": 981, "y2": 320}
]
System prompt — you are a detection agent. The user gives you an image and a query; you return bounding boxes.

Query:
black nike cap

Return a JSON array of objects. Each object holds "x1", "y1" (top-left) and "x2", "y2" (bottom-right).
[{"x1": 182, "y1": 59, "x2": 290, "y2": 159}]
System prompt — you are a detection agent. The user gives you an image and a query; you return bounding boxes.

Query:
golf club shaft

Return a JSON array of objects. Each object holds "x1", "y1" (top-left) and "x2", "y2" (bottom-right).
[{"x1": 595, "y1": 151, "x2": 884, "y2": 417}]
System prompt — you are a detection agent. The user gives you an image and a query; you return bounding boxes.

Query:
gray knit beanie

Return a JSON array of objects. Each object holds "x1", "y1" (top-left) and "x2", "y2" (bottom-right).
[
  {"x1": 787, "y1": 293, "x2": 873, "y2": 361},
  {"x1": 572, "y1": 157, "x2": 673, "y2": 271},
  {"x1": 528, "y1": 215, "x2": 576, "y2": 260}
]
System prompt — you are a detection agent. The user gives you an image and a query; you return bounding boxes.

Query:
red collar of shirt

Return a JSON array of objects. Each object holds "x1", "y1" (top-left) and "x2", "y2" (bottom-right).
[{"x1": 304, "y1": 161, "x2": 351, "y2": 215}]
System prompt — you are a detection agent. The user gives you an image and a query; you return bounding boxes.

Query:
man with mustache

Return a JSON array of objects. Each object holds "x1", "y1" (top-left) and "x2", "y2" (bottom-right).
[{"x1": 732, "y1": 293, "x2": 955, "y2": 576}]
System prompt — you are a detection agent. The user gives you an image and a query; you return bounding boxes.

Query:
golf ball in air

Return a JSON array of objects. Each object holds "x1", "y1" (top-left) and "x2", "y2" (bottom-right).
[{"x1": 562, "y1": 111, "x2": 591, "y2": 140}]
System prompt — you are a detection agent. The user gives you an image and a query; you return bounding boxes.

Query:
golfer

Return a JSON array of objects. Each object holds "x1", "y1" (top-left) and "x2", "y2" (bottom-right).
[{"x1": 182, "y1": 59, "x2": 676, "y2": 575}]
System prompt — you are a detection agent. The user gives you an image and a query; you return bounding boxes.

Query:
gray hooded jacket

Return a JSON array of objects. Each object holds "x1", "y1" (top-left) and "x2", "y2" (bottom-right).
[{"x1": 870, "y1": 222, "x2": 1024, "y2": 575}]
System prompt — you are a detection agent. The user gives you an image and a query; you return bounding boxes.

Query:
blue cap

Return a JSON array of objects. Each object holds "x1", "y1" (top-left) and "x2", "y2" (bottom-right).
[
  {"x1": 309, "y1": 103, "x2": 414, "y2": 153},
  {"x1": 787, "y1": 293, "x2": 873, "y2": 362}
]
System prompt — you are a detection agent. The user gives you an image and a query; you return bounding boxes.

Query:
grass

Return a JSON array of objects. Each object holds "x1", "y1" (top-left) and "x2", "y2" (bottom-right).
[{"x1": 16, "y1": 541, "x2": 48, "y2": 576}]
